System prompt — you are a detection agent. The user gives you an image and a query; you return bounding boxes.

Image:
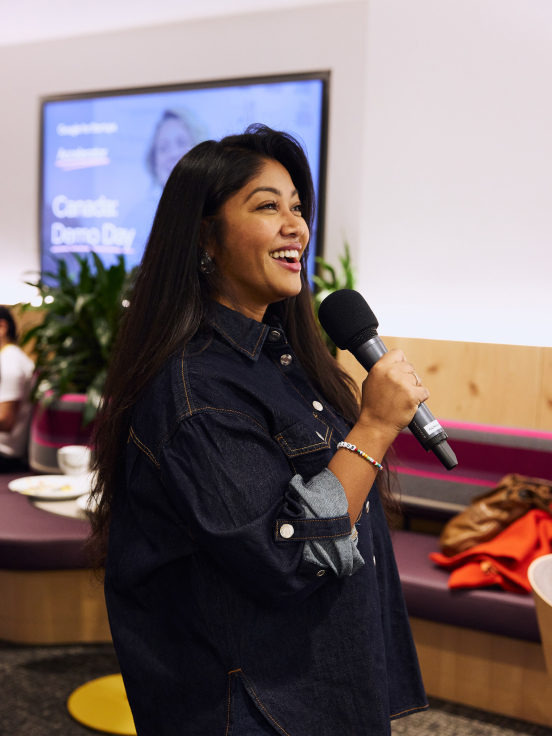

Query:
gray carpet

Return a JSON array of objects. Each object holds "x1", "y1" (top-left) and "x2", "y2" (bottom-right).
[{"x1": 0, "y1": 640, "x2": 550, "y2": 735}]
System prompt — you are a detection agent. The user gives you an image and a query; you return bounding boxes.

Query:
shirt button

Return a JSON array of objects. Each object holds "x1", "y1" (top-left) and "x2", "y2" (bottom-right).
[
  {"x1": 373, "y1": 556, "x2": 376, "y2": 566},
  {"x1": 316, "y1": 569, "x2": 326, "y2": 577},
  {"x1": 268, "y1": 330, "x2": 280, "y2": 342},
  {"x1": 280, "y1": 354, "x2": 292, "y2": 366},
  {"x1": 365, "y1": 501, "x2": 370, "y2": 513},
  {"x1": 312, "y1": 401, "x2": 323, "y2": 411},
  {"x1": 280, "y1": 523, "x2": 294, "y2": 539}
]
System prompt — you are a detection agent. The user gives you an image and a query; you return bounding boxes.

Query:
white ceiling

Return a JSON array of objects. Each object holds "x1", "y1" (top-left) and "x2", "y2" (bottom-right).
[{"x1": 0, "y1": 0, "x2": 352, "y2": 47}]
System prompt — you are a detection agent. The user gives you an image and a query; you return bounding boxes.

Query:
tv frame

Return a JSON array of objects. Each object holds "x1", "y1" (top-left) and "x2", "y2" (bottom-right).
[{"x1": 39, "y1": 70, "x2": 330, "y2": 277}]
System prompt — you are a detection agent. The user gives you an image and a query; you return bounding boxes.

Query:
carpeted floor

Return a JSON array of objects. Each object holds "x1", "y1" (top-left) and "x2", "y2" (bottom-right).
[{"x1": 0, "y1": 640, "x2": 550, "y2": 736}]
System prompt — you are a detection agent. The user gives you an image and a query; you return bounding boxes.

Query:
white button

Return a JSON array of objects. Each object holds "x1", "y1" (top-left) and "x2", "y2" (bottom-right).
[
  {"x1": 280, "y1": 354, "x2": 292, "y2": 366},
  {"x1": 365, "y1": 501, "x2": 370, "y2": 513},
  {"x1": 268, "y1": 330, "x2": 280, "y2": 342},
  {"x1": 373, "y1": 556, "x2": 376, "y2": 566},
  {"x1": 312, "y1": 401, "x2": 323, "y2": 411},
  {"x1": 316, "y1": 569, "x2": 326, "y2": 577},
  {"x1": 280, "y1": 523, "x2": 294, "y2": 538}
]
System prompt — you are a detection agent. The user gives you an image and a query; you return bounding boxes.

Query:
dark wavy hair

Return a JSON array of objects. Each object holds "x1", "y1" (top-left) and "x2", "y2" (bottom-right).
[
  {"x1": 0, "y1": 306, "x2": 17, "y2": 342},
  {"x1": 89, "y1": 124, "x2": 396, "y2": 566}
]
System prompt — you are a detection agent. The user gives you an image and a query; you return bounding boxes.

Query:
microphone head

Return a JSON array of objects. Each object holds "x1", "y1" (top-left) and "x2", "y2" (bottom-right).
[{"x1": 318, "y1": 289, "x2": 379, "y2": 351}]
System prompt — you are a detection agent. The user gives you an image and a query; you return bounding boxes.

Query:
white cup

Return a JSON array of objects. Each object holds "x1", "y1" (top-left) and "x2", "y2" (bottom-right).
[{"x1": 57, "y1": 445, "x2": 92, "y2": 477}]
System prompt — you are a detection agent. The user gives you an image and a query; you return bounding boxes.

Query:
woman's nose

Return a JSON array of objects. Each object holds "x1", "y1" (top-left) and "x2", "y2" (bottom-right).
[{"x1": 281, "y1": 211, "x2": 305, "y2": 238}]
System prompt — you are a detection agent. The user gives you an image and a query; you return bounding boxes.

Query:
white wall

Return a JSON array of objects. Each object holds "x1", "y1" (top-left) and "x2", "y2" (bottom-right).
[
  {"x1": 360, "y1": 0, "x2": 552, "y2": 346},
  {"x1": 0, "y1": 1, "x2": 368, "y2": 304},
  {"x1": 1, "y1": 0, "x2": 552, "y2": 347}
]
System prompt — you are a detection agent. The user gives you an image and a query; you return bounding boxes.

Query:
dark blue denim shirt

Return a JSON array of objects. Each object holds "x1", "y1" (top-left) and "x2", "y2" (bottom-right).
[{"x1": 105, "y1": 302, "x2": 428, "y2": 736}]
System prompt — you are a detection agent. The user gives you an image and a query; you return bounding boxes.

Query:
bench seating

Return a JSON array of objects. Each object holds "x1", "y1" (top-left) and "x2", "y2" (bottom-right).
[
  {"x1": 390, "y1": 420, "x2": 552, "y2": 727},
  {"x1": 392, "y1": 529, "x2": 540, "y2": 642},
  {"x1": 0, "y1": 472, "x2": 110, "y2": 644}
]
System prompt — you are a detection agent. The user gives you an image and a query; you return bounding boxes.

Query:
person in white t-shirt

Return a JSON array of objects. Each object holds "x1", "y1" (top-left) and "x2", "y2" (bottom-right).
[{"x1": 0, "y1": 306, "x2": 34, "y2": 472}]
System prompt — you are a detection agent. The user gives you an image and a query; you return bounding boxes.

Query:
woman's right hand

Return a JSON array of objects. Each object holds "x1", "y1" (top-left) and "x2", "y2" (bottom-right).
[{"x1": 357, "y1": 349, "x2": 430, "y2": 445}]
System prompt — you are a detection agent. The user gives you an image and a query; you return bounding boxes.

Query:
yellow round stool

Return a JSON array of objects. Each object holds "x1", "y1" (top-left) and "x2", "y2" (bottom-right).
[{"x1": 67, "y1": 674, "x2": 137, "y2": 735}]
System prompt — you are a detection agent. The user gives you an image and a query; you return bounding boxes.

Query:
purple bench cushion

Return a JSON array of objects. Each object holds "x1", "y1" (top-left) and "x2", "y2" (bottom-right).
[
  {"x1": 0, "y1": 473, "x2": 90, "y2": 570},
  {"x1": 392, "y1": 529, "x2": 540, "y2": 643}
]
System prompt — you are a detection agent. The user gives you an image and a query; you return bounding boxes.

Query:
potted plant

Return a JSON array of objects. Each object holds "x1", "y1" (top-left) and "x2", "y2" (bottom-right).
[
  {"x1": 20, "y1": 255, "x2": 134, "y2": 473},
  {"x1": 313, "y1": 241, "x2": 356, "y2": 356}
]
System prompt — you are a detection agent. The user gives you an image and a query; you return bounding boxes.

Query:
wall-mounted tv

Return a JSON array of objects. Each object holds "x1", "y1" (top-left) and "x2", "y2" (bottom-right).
[{"x1": 40, "y1": 72, "x2": 329, "y2": 280}]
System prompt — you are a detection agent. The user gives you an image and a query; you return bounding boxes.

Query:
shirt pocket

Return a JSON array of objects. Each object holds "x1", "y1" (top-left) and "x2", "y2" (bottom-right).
[{"x1": 275, "y1": 414, "x2": 334, "y2": 480}]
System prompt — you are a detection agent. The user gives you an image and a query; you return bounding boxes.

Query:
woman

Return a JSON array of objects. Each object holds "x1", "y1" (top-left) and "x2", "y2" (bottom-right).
[
  {"x1": 123, "y1": 108, "x2": 208, "y2": 270},
  {"x1": 91, "y1": 125, "x2": 429, "y2": 735}
]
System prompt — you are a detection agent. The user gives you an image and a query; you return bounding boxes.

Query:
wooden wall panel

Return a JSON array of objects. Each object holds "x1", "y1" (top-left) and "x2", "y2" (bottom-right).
[
  {"x1": 338, "y1": 337, "x2": 551, "y2": 431},
  {"x1": 538, "y1": 347, "x2": 552, "y2": 430}
]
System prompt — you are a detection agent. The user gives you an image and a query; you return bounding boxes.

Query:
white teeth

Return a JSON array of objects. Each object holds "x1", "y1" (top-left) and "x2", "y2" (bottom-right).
[{"x1": 270, "y1": 249, "x2": 300, "y2": 260}]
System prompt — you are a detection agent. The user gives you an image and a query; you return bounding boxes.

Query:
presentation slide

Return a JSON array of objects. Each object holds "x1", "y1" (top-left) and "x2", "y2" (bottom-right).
[{"x1": 41, "y1": 78, "x2": 325, "y2": 279}]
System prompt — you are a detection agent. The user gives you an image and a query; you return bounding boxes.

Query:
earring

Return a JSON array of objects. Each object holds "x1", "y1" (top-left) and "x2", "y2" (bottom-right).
[{"x1": 199, "y1": 252, "x2": 215, "y2": 274}]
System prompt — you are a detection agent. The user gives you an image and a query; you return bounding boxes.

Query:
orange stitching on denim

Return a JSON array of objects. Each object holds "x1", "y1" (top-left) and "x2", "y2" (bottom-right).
[
  {"x1": 226, "y1": 674, "x2": 232, "y2": 736},
  {"x1": 158, "y1": 407, "x2": 271, "y2": 454},
  {"x1": 391, "y1": 704, "x2": 429, "y2": 718},
  {"x1": 276, "y1": 429, "x2": 334, "y2": 458},
  {"x1": 241, "y1": 673, "x2": 291, "y2": 736},
  {"x1": 270, "y1": 355, "x2": 346, "y2": 439},
  {"x1": 277, "y1": 533, "x2": 350, "y2": 540},
  {"x1": 228, "y1": 668, "x2": 242, "y2": 674},
  {"x1": 276, "y1": 426, "x2": 332, "y2": 455},
  {"x1": 211, "y1": 320, "x2": 267, "y2": 358},
  {"x1": 276, "y1": 520, "x2": 350, "y2": 540},
  {"x1": 129, "y1": 427, "x2": 160, "y2": 469},
  {"x1": 277, "y1": 516, "x2": 349, "y2": 524},
  {"x1": 181, "y1": 345, "x2": 192, "y2": 416}
]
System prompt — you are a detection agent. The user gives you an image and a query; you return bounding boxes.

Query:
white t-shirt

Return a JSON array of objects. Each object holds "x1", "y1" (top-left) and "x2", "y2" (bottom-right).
[{"x1": 0, "y1": 344, "x2": 35, "y2": 458}]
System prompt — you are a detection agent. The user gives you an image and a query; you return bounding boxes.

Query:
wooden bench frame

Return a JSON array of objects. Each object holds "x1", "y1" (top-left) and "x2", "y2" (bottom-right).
[
  {"x1": 0, "y1": 568, "x2": 111, "y2": 645},
  {"x1": 411, "y1": 617, "x2": 552, "y2": 728}
]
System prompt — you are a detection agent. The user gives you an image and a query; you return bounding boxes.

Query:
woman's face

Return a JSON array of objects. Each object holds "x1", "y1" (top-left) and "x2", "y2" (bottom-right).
[
  {"x1": 210, "y1": 159, "x2": 309, "y2": 321},
  {"x1": 154, "y1": 118, "x2": 194, "y2": 187}
]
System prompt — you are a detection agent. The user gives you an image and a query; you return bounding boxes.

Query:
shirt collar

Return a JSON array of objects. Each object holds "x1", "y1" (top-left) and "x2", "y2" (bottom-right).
[{"x1": 207, "y1": 302, "x2": 269, "y2": 362}]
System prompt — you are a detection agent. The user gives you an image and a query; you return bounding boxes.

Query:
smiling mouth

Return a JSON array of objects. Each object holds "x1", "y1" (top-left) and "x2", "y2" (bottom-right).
[{"x1": 269, "y1": 247, "x2": 301, "y2": 264}]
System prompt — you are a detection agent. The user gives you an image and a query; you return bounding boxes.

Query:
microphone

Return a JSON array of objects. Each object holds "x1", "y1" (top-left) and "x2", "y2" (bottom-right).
[{"x1": 318, "y1": 289, "x2": 458, "y2": 471}]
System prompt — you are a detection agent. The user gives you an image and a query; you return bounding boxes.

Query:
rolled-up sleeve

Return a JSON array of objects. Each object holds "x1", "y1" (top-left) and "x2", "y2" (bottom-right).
[
  {"x1": 159, "y1": 411, "x2": 354, "y2": 607},
  {"x1": 287, "y1": 469, "x2": 365, "y2": 577}
]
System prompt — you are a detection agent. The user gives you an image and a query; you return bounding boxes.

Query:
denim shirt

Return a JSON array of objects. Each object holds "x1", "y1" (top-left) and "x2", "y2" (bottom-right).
[{"x1": 105, "y1": 302, "x2": 428, "y2": 736}]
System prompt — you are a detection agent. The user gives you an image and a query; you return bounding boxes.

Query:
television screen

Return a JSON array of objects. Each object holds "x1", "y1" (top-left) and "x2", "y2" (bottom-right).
[{"x1": 40, "y1": 73, "x2": 328, "y2": 280}]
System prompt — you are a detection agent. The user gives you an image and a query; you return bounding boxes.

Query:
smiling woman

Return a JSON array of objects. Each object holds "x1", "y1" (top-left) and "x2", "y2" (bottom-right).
[
  {"x1": 207, "y1": 159, "x2": 309, "y2": 320},
  {"x1": 90, "y1": 124, "x2": 429, "y2": 735}
]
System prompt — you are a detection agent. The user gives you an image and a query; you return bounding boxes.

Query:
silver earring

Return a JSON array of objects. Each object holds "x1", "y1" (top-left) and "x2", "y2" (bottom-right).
[{"x1": 199, "y1": 252, "x2": 215, "y2": 274}]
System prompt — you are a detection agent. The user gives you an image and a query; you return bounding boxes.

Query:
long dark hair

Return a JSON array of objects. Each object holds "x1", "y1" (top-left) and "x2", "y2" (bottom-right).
[{"x1": 89, "y1": 124, "x2": 396, "y2": 566}]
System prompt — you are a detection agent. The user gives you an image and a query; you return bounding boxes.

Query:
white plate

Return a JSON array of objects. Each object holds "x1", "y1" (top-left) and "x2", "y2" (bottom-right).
[
  {"x1": 76, "y1": 492, "x2": 100, "y2": 513},
  {"x1": 8, "y1": 475, "x2": 91, "y2": 500}
]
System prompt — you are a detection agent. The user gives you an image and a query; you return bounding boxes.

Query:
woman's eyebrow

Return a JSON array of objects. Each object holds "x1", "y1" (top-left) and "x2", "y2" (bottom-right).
[{"x1": 244, "y1": 186, "x2": 299, "y2": 202}]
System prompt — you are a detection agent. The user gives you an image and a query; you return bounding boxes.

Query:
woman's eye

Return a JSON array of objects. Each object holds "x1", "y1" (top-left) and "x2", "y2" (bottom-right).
[{"x1": 292, "y1": 203, "x2": 303, "y2": 212}]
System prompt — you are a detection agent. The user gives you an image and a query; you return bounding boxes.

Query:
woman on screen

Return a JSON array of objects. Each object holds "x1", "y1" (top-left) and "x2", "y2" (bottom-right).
[
  {"x1": 91, "y1": 124, "x2": 429, "y2": 735},
  {"x1": 123, "y1": 108, "x2": 208, "y2": 269}
]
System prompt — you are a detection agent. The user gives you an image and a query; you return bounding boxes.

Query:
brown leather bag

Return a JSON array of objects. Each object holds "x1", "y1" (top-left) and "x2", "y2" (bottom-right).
[{"x1": 439, "y1": 473, "x2": 552, "y2": 557}]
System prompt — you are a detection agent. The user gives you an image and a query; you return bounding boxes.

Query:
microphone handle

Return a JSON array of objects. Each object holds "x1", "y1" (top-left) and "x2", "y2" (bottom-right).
[{"x1": 352, "y1": 337, "x2": 458, "y2": 470}]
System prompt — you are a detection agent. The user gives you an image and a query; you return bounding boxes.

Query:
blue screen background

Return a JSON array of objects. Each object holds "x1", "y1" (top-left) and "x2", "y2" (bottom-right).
[{"x1": 41, "y1": 79, "x2": 324, "y2": 280}]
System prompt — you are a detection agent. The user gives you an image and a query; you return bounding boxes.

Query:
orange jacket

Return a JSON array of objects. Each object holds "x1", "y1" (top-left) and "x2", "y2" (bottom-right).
[{"x1": 429, "y1": 509, "x2": 552, "y2": 594}]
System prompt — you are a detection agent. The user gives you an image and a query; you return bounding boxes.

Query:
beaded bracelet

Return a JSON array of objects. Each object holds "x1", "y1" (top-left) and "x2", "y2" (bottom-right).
[{"x1": 336, "y1": 441, "x2": 383, "y2": 471}]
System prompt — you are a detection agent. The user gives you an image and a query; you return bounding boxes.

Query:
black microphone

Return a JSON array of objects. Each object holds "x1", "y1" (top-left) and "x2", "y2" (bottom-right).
[{"x1": 318, "y1": 289, "x2": 458, "y2": 471}]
